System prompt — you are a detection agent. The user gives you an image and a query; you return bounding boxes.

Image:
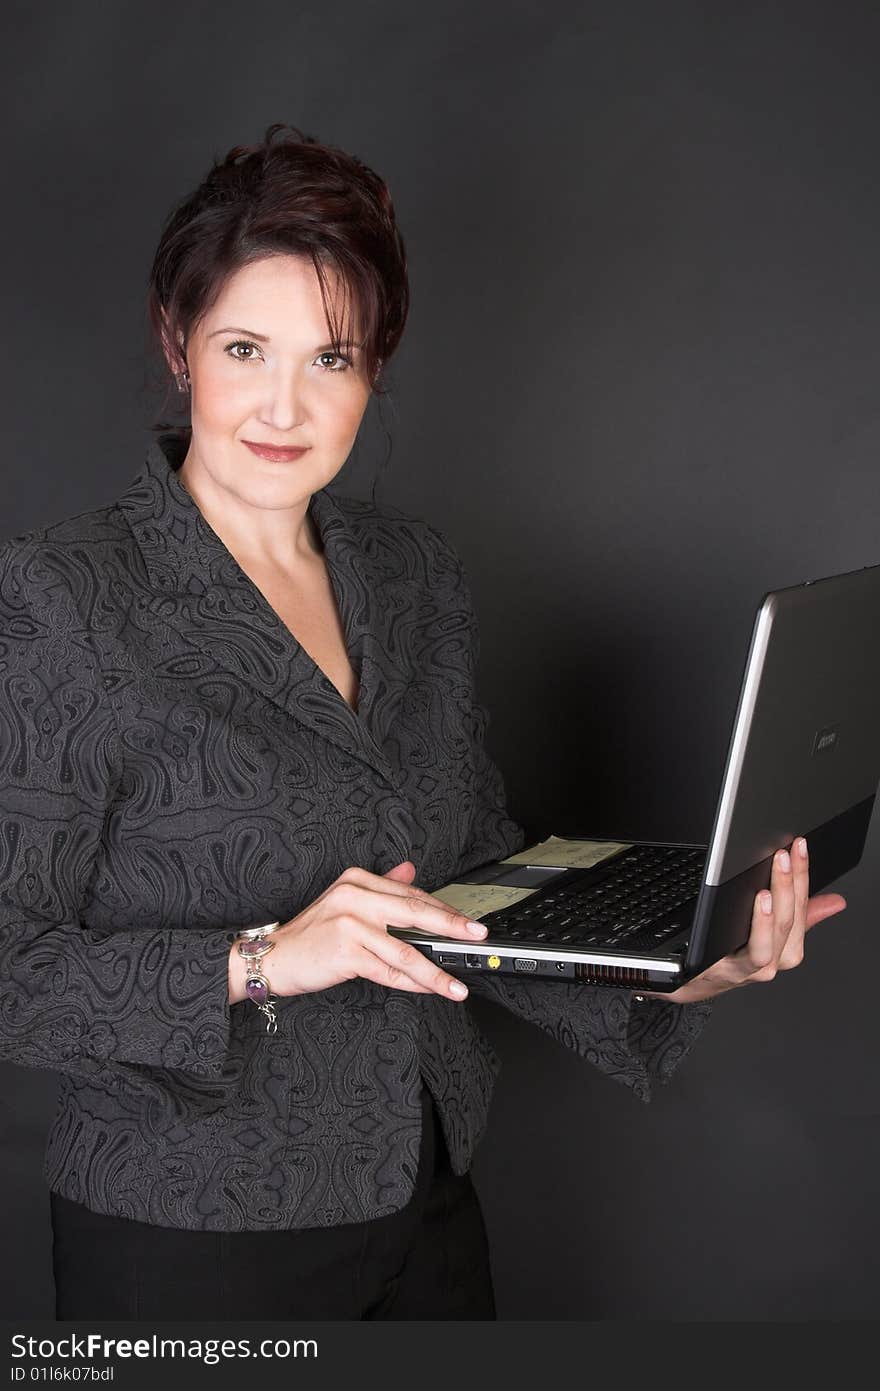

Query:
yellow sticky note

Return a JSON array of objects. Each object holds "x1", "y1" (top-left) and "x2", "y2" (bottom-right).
[
  {"x1": 501, "y1": 835, "x2": 631, "y2": 869},
  {"x1": 428, "y1": 882, "x2": 539, "y2": 919}
]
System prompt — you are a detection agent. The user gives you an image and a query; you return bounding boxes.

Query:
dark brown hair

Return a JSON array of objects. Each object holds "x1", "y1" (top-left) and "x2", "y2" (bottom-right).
[{"x1": 146, "y1": 121, "x2": 410, "y2": 451}]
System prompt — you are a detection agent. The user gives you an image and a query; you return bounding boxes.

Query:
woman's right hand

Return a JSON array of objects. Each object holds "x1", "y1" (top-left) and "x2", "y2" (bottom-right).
[{"x1": 228, "y1": 859, "x2": 489, "y2": 1005}]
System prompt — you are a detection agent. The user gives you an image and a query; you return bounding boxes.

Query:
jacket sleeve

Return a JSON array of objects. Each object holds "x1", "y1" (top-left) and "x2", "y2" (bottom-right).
[
  {"x1": 0, "y1": 535, "x2": 242, "y2": 1081},
  {"x1": 425, "y1": 524, "x2": 713, "y2": 1102}
]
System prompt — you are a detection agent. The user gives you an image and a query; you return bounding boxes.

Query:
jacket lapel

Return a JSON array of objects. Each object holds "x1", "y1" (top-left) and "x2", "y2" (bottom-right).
[{"x1": 116, "y1": 435, "x2": 402, "y2": 788}]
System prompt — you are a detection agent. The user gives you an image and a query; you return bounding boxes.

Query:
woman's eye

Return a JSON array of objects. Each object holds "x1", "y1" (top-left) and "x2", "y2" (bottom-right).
[
  {"x1": 316, "y1": 351, "x2": 351, "y2": 372},
  {"x1": 225, "y1": 340, "x2": 261, "y2": 363}
]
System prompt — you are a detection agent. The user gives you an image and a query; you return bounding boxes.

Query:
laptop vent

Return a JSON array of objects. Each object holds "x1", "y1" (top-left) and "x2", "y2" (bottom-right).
[{"x1": 574, "y1": 962, "x2": 651, "y2": 987}]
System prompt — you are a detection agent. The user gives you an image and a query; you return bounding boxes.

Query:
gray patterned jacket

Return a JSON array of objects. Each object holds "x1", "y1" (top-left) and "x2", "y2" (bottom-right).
[{"x1": 0, "y1": 435, "x2": 711, "y2": 1231}]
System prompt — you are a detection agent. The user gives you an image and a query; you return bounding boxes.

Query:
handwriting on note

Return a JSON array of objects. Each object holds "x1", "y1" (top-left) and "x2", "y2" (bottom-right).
[
  {"x1": 502, "y1": 835, "x2": 632, "y2": 869},
  {"x1": 428, "y1": 882, "x2": 538, "y2": 919}
]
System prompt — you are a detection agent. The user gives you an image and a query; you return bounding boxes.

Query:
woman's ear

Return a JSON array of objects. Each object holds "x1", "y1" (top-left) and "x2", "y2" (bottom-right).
[{"x1": 159, "y1": 306, "x2": 187, "y2": 377}]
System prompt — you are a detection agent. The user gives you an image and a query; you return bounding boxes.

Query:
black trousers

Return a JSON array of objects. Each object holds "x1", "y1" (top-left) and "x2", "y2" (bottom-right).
[{"x1": 50, "y1": 1086, "x2": 496, "y2": 1320}]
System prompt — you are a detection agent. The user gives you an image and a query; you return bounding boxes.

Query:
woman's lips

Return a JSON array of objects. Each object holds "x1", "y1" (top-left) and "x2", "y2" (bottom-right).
[{"x1": 242, "y1": 441, "x2": 310, "y2": 462}]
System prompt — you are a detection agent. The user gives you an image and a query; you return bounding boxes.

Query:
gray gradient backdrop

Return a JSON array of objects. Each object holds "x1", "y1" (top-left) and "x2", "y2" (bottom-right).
[{"x1": 2, "y1": 0, "x2": 879, "y2": 1320}]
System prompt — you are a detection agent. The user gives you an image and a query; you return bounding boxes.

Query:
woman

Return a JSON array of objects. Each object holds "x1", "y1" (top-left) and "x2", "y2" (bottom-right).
[{"x1": 0, "y1": 123, "x2": 846, "y2": 1320}]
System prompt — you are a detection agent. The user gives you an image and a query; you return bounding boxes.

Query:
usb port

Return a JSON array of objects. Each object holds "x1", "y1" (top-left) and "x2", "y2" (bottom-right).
[{"x1": 437, "y1": 952, "x2": 460, "y2": 965}]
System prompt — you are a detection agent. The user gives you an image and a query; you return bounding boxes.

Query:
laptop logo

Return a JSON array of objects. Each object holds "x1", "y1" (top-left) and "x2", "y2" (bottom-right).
[{"x1": 812, "y1": 725, "x2": 839, "y2": 755}]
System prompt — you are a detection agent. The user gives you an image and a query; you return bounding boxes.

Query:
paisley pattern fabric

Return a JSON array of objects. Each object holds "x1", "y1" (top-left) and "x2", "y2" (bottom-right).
[{"x1": 0, "y1": 435, "x2": 711, "y2": 1231}]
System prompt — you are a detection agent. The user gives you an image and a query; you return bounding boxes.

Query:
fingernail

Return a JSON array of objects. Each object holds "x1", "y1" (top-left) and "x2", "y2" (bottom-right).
[
  {"x1": 449, "y1": 981, "x2": 468, "y2": 998},
  {"x1": 761, "y1": 892, "x2": 773, "y2": 914},
  {"x1": 797, "y1": 837, "x2": 808, "y2": 858},
  {"x1": 777, "y1": 850, "x2": 791, "y2": 872},
  {"x1": 467, "y1": 921, "x2": 487, "y2": 935}
]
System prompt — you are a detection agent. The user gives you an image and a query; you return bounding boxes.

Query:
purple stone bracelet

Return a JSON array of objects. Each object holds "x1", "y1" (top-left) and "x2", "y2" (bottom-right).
[{"x1": 235, "y1": 929, "x2": 279, "y2": 1032}]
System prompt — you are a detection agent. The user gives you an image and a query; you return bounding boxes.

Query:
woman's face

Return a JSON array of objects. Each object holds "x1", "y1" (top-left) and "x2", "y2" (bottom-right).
[{"x1": 171, "y1": 253, "x2": 372, "y2": 510}]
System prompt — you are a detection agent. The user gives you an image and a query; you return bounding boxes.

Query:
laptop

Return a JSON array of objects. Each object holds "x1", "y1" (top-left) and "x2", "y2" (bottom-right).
[{"x1": 388, "y1": 561, "x2": 880, "y2": 993}]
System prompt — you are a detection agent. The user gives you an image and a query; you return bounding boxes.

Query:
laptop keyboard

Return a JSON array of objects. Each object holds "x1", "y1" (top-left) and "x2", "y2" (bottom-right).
[{"x1": 481, "y1": 844, "x2": 706, "y2": 953}]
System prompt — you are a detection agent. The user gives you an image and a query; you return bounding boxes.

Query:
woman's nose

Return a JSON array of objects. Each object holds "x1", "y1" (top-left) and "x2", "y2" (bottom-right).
[{"x1": 262, "y1": 372, "x2": 307, "y2": 430}]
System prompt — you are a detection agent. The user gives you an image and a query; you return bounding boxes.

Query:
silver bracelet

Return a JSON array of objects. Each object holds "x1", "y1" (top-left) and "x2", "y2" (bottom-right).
[{"x1": 234, "y1": 920, "x2": 280, "y2": 1033}]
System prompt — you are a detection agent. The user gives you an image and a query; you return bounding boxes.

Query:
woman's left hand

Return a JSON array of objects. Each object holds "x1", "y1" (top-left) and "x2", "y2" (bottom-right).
[{"x1": 642, "y1": 836, "x2": 847, "y2": 1004}]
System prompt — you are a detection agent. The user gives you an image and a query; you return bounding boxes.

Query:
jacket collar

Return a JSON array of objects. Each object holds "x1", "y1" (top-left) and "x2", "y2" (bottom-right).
[{"x1": 116, "y1": 433, "x2": 402, "y2": 787}]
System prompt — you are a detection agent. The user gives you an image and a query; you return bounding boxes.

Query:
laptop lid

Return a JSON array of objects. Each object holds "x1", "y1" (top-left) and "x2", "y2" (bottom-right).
[{"x1": 684, "y1": 560, "x2": 880, "y2": 977}]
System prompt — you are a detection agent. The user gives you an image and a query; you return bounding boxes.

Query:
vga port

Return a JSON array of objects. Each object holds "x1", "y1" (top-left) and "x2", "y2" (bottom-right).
[{"x1": 513, "y1": 958, "x2": 538, "y2": 972}]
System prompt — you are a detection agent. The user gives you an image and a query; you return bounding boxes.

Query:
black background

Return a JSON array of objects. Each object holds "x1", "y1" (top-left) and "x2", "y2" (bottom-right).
[{"x1": 2, "y1": 0, "x2": 879, "y2": 1319}]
